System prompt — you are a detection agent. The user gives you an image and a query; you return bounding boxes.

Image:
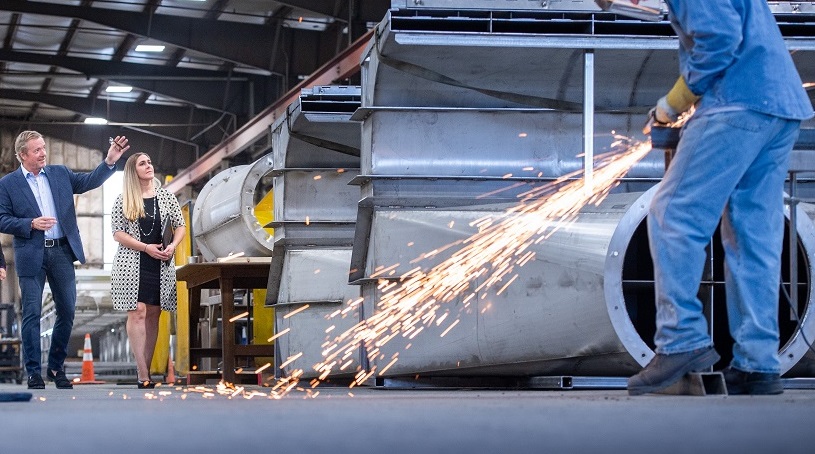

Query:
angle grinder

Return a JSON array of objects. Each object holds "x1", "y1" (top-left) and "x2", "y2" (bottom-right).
[{"x1": 649, "y1": 125, "x2": 681, "y2": 170}]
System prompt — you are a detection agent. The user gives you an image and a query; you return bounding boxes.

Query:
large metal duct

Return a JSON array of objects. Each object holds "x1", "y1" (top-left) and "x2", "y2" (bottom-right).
[
  {"x1": 192, "y1": 155, "x2": 275, "y2": 261},
  {"x1": 356, "y1": 4, "x2": 814, "y2": 182},
  {"x1": 267, "y1": 86, "x2": 364, "y2": 379},
  {"x1": 354, "y1": 188, "x2": 815, "y2": 377},
  {"x1": 268, "y1": 86, "x2": 361, "y2": 246},
  {"x1": 273, "y1": 248, "x2": 362, "y2": 379},
  {"x1": 350, "y1": 3, "x2": 815, "y2": 379}
]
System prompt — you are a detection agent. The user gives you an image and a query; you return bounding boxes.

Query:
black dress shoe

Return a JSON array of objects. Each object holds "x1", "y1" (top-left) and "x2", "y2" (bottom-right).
[
  {"x1": 27, "y1": 374, "x2": 45, "y2": 389},
  {"x1": 46, "y1": 369, "x2": 74, "y2": 389}
]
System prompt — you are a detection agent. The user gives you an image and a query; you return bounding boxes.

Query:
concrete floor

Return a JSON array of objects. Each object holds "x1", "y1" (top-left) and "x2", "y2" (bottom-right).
[{"x1": 1, "y1": 381, "x2": 814, "y2": 454}]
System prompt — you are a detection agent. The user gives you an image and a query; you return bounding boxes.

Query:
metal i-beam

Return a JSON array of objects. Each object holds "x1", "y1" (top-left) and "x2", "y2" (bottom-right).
[
  {"x1": 0, "y1": 89, "x2": 220, "y2": 125},
  {"x1": 0, "y1": 49, "x2": 250, "y2": 112},
  {"x1": 2, "y1": 0, "x2": 278, "y2": 70}
]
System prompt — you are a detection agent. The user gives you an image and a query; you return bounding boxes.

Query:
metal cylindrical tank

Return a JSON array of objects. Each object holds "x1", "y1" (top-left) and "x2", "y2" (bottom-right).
[
  {"x1": 192, "y1": 155, "x2": 275, "y2": 261},
  {"x1": 359, "y1": 187, "x2": 814, "y2": 377}
]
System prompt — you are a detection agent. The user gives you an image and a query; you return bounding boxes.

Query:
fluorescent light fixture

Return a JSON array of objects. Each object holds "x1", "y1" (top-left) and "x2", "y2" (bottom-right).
[
  {"x1": 135, "y1": 44, "x2": 165, "y2": 52},
  {"x1": 284, "y1": 16, "x2": 332, "y2": 31},
  {"x1": 84, "y1": 117, "x2": 108, "y2": 125},
  {"x1": 105, "y1": 85, "x2": 133, "y2": 93},
  {"x1": 594, "y1": 0, "x2": 663, "y2": 21}
]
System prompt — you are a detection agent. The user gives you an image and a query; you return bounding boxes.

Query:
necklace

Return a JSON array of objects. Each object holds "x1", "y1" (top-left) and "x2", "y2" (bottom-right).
[{"x1": 139, "y1": 196, "x2": 158, "y2": 237}]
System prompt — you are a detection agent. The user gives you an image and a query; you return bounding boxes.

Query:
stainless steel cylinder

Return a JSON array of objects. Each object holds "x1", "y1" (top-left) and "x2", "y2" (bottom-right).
[
  {"x1": 192, "y1": 155, "x2": 275, "y2": 261},
  {"x1": 356, "y1": 188, "x2": 815, "y2": 377}
]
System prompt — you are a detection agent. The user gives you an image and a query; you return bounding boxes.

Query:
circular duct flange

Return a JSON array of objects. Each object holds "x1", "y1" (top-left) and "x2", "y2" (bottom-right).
[
  {"x1": 604, "y1": 186, "x2": 815, "y2": 375},
  {"x1": 192, "y1": 155, "x2": 275, "y2": 261}
]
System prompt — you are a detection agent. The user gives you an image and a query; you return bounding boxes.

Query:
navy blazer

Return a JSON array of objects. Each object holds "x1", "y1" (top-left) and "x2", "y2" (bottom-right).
[{"x1": 0, "y1": 161, "x2": 115, "y2": 277}]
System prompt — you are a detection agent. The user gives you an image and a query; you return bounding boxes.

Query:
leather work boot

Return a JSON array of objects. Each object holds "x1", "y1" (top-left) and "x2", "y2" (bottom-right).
[
  {"x1": 628, "y1": 346, "x2": 720, "y2": 396},
  {"x1": 723, "y1": 367, "x2": 783, "y2": 395}
]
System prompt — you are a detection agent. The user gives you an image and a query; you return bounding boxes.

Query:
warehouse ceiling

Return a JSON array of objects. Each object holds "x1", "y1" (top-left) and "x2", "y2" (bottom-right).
[{"x1": 0, "y1": 0, "x2": 389, "y2": 179}]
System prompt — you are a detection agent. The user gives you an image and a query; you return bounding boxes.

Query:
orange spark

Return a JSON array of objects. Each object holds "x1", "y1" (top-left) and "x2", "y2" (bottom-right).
[
  {"x1": 265, "y1": 138, "x2": 652, "y2": 397},
  {"x1": 267, "y1": 327, "x2": 290, "y2": 342},
  {"x1": 440, "y1": 319, "x2": 460, "y2": 337},
  {"x1": 228, "y1": 311, "x2": 249, "y2": 323},
  {"x1": 279, "y1": 352, "x2": 304, "y2": 369},
  {"x1": 283, "y1": 304, "x2": 310, "y2": 319}
]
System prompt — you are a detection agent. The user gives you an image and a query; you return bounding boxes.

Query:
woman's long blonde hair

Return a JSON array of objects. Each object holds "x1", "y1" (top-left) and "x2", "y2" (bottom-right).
[{"x1": 122, "y1": 152, "x2": 160, "y2": 221}]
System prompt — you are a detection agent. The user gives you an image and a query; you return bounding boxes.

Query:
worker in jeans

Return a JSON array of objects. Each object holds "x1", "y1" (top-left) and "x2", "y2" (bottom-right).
[{"x1": 619, "y1": 0, "x2": 814, "y2": 395}]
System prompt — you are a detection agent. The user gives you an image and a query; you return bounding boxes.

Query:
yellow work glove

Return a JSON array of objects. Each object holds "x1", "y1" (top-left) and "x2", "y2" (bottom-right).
[{"x1": 655, "y1": 76, "x2": 700, "y2": 123}]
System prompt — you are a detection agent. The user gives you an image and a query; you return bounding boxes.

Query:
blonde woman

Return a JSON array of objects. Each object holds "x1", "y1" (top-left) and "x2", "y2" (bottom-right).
[{"x1": 111, "y1": 153, "x2": 185, "y2": 388}]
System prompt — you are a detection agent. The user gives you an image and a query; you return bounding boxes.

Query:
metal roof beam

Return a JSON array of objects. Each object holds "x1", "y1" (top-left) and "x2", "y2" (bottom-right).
[
  {"x1": 271, "y1": 0, "x2": 388, "y2": 21},
  {"x1": 0, "y1": 49, "x2": 257, "y2": 112},
  {"x1": 3, "y1": 0, "x2": 280, "y2": 70},
  {"x1": 0, "y1": 89, "x2": 223, "y2": 125},
  {"x1": 0, "y1": 49, "x2": 248, "y2": 80}
]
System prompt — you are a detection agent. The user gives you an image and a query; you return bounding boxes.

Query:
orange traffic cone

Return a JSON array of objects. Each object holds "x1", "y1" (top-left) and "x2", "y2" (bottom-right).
[{"x1": 74, "y1": 333, "x2": 105, "y2": 384}]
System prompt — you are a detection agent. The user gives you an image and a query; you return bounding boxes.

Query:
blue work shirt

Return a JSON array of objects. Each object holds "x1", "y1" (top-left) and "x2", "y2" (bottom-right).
[
  {"x1": 22, "y1": 166, "x2": 65, "y2": 240},
  {"x1": 665, "y1": 0, "x2": 813, "y2": 120}
]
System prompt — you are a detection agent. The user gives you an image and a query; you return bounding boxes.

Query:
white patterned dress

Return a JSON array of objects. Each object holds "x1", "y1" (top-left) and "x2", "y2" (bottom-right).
[{"x1": 110, "y1": 187, "x2": 185, "y2": 312}]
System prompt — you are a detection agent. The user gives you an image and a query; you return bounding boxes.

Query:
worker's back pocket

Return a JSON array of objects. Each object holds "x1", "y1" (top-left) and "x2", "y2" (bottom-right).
[{"x1": 720, "y1": 109, "x2": 770, "y2": 133}]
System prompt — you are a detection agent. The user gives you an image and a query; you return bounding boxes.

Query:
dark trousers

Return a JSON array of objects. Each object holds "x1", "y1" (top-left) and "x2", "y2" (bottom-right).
[{"x1": 19, "y1": 243, "x2": 76, "y2": 375}]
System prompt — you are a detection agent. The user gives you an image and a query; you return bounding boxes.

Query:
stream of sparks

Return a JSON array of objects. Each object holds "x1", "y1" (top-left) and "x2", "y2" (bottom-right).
[{"x1": 269, "y1": 137, "x2": 653, "y2": 396}]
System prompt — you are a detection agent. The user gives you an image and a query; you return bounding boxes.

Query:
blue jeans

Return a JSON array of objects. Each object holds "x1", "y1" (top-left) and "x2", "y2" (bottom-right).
[
  {"x1": 648, "y1": 109, "x2": 799, "y2": 374},
  {"x1": 20, "y1": 243, "x2": 77, "y2": 376}
]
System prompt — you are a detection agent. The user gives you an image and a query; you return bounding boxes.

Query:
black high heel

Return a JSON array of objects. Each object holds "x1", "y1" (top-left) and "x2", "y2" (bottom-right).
[
  {"x1": 137, "y1": 372, "x2": 156, "y2": 389},
  {"x1": 137, "y1": 379, "x2": 156, "y2": 389}
]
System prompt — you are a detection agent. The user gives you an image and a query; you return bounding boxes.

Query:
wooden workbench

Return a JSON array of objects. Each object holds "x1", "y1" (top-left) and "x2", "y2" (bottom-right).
[{"x1": 175, "y1": 259, "x2": 274, "y2": 384}]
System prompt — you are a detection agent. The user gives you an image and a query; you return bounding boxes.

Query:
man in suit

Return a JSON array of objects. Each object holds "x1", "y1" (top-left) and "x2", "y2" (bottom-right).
[{"x1": 0, "y1": 131, "x2": 129, "y2": 389}]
